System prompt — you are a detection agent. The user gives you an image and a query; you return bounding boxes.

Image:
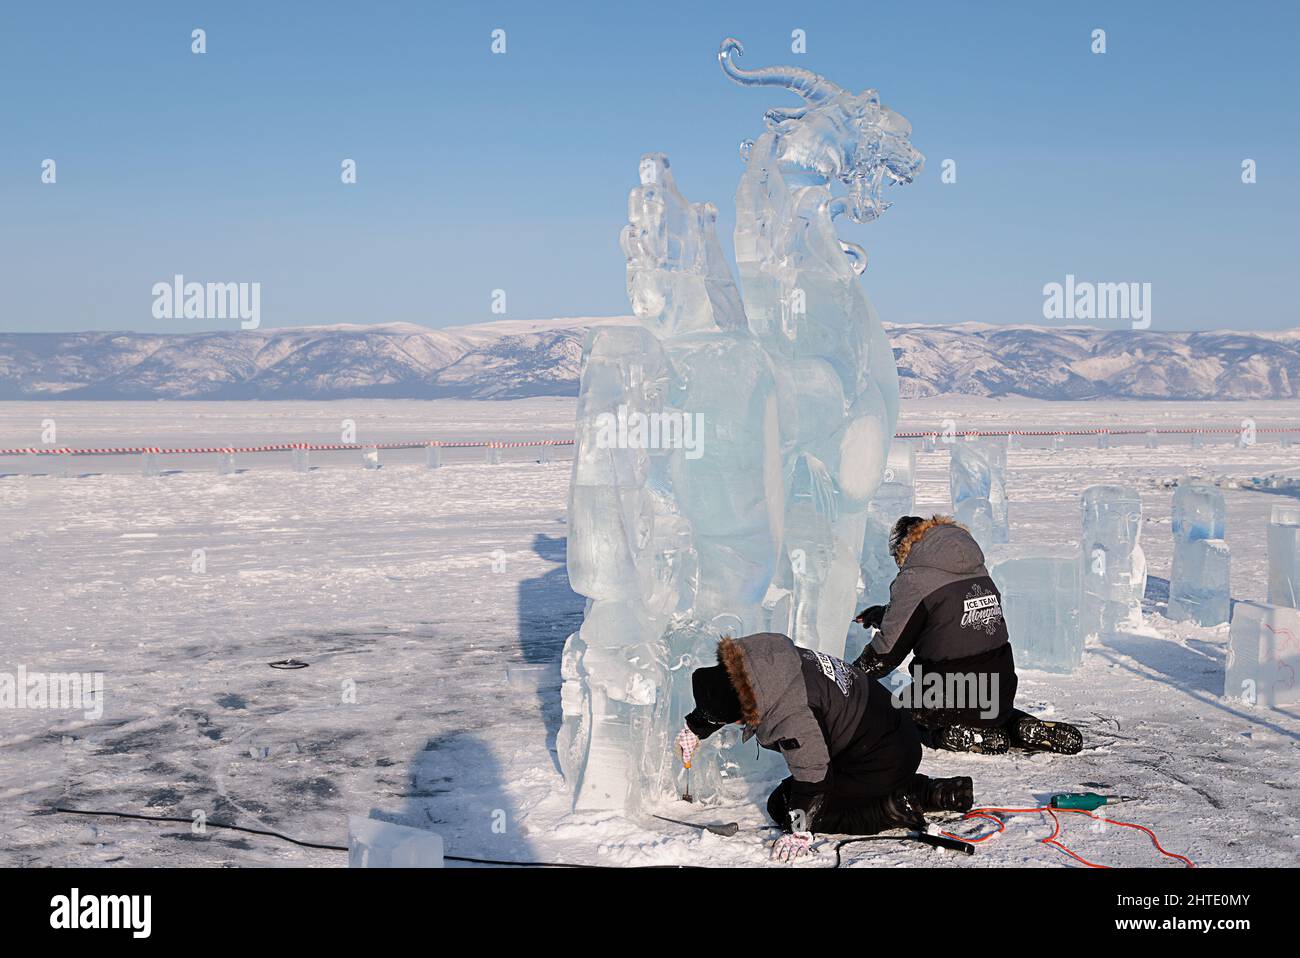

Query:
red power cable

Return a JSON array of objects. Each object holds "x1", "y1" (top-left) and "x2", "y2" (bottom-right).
[{"x1": 940, "y1": 806, "x2": 1195, "y2": 869}]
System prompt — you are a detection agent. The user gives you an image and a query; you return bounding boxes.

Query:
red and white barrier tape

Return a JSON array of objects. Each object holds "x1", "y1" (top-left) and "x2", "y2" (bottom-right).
[
  {"x1": 0, "y1": 427, "x2": 1294, "y2": 458},
  {"x1": 897, "y1": 427, "x2": 1294, "y2": 438},
  {"x1": 0, "y1": 439, "x2": 574, "y2": 456}
]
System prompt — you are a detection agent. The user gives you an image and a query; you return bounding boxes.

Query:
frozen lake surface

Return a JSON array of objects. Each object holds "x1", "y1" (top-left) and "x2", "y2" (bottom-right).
[{"x1": 1, "y1": 398, "x2": 1297, "y2": 867}]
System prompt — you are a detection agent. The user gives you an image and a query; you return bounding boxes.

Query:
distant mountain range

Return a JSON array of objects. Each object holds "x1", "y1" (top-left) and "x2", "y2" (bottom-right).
[{"x1": 2, "y1": 317, "x2": 1298, "y2": 401}]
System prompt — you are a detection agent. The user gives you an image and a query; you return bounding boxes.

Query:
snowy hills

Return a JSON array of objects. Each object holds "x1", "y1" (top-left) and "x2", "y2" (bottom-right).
[{"x1": 1, "y1": 317, "x2": 1298, "y2": 401}]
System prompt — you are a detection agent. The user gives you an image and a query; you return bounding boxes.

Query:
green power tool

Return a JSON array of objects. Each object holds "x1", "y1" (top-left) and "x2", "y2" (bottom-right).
[{"x1": 1049, "y1": 792, "x2": 1141, "y2": 811}]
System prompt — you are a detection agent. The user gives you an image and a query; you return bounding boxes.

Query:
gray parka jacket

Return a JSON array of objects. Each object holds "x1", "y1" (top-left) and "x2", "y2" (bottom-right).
[{"x1": 712, "y1": 633, "x2": 911, "y2": 829}]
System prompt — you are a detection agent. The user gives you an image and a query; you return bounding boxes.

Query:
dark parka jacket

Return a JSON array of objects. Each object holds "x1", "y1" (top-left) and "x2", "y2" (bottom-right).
[
  {"x1": 855, "y1": 516, "x2": 1018, "y2": 726},
  {"x1": 688, "y1": 633, "x2": 917, "y2": 832}
]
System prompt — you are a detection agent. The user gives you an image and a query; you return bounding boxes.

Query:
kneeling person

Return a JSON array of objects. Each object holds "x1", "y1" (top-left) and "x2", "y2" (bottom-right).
[
  {"x1": 853, "y1": 515, "x2": 1083, "y2": 755},
  {"x1": 675, "y1": 633, "x2": 972, "y2": 862}
]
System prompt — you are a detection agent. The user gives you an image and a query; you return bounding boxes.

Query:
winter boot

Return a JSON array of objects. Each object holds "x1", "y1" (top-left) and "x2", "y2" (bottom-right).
[
  {"x1": 934, "y1": 724, "x2": 1010, "y2": 754},
  {"x1": 814, "y1": 787, "x2": 927, "y2": 835},
  {"x1": 909, "y1": 774, "x2": 974, "y2": 813},
  {"x1": 1008, "y1": 715, "x2": 1083, "y2": 755},
  {"x1": 873, "y1": 787, "x2": 928, "y2": 833}
]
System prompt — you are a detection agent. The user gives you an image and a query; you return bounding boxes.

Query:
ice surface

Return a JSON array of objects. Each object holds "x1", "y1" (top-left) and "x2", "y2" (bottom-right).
[
  {"x1": 1224, "y1": 601, "x2": 1300, "y2": 708},
  {"x1": 1266, "y1": 503, "x2": 1300, "y2": 608},
  {"x1": 559, "y1": 42, "x2": 921, "y2": 813},
  {"x1": 949, "y1": 440, "x2": 1009, "y2": 548},
  {"x1": 5, "y1": 397, "x2": 1300, "y2": 868},
  {"x1": 1080, "y1": 484, "x2": 1147, "y2": 636},
  {"x1": 1167, "y1": 481, "x2": 1230, "y2": 625},
  {"x1": 986, "y1": 545, "x2": 1083, "y2": 672},
  {"x1": 347, "y1": 817, "x2": 443, "y2": 868}
]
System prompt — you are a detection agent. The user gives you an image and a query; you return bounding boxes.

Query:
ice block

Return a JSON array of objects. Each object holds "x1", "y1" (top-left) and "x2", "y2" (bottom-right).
[
  {"x1": 1167, "y1": 481, "x2": 1230, "y2": 626},
  {"x1": 858, "y1": 441, "x2": 918, "y2": 606},
  {"x1": 1224, "y1": 601, "x2": 1300, "y2": 708},
  {"x1": 986, "y1": 545, "x2": 1083, "y2": 672},
  {"x1": 949, "y1": 441, "x2": 1008, "y2": 544},
  {"x1": 1080, "y1": 484, "x2": 1146, "y2": 636},
  {"x1": 1267, "y1": 504, "x2": 1300, "y2": 608},
  {"x1": 348, "y1": 817, "x2": 444, "y2": 868}
]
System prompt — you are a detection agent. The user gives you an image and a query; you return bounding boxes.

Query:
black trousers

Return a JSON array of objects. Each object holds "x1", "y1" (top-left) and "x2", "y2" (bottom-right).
[
  {"x1": 901, "y1": 643, "x2": 1020, "y2": 729},
  {"x1": 767, "y1": 772, "x2": 935, "y2": 836},
  {"x1": 765, "y1": 726, "x2": 923, "y2": 835}
]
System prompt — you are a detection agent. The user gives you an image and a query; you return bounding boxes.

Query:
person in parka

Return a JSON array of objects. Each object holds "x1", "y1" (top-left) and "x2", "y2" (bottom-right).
[
  {"x1": 674, "y1": 632, "x2": 974, "y2": 862},
  {"x1": 852, "y1": 514, "x2": 1083, "y2": 755}
]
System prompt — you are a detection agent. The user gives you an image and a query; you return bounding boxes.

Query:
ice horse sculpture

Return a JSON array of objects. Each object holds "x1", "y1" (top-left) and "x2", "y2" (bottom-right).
[{"x1": 558, "y1": 39, "x2": 923, "y2": 813}]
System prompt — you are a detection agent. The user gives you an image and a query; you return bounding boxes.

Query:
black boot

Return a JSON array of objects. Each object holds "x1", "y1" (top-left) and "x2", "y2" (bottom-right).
[
  {"x1": 908, "y1": 774, "x2": 974, "y2": 812},
  {"x1": 1008, "y1": 714, "x2": 1083, "y2": 754},
  {"x1": 814, "y1": 787, "x2": 927, "y2": 835},
  {"x1": 934, "y1": 724, "x2": 1010, "y2": 754},
  {"x1": 870, "y1": 787, "x2": 927, "y2": 834}
]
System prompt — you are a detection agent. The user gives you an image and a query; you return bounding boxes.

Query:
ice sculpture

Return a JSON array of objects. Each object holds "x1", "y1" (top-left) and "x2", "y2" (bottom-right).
[
  {"x1": 986, "y1": 545, "x2": 1083, "y2": 672},
  {"x1": 1267, "y1": 504, "x2": 1300, "y2": 608},
  {"x1": 1224, "y1": 601, "x2": 1300, "y2": 708},
  {"x1": 1166, "y1": 481, "x2": 1230, "y2": 626},
  {"x1": 558, "y1": 39, "x2": 922, "y2": 813},
  {"x1": 859, "y1": 441, "x2": 917, "y2": 607},
  {"x1": 949, "y1": 440, "x2": 1009, "y2": 550},
  {"x1": 1080, "y1": 484, "x2": 1147, "y2": 637}
]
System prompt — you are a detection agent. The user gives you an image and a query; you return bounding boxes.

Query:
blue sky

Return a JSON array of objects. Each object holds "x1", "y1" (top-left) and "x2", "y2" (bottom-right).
[{"x1": 1, "y1": 0, "x2": 1296, "y2": 333}]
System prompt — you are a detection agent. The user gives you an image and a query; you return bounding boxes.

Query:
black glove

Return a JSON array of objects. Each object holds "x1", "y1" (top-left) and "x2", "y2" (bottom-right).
[
  {"x1": 853, "y1": 605, "x2": 886, "y2": 630},
  {"x1": 853, "y1": 646, "x2": 891, "y2": 677}
]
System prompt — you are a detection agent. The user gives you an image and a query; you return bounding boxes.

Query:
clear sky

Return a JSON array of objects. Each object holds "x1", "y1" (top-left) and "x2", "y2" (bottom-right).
[{"x1": 1, "y1": 0, "x2": 1296, "y2": 333}]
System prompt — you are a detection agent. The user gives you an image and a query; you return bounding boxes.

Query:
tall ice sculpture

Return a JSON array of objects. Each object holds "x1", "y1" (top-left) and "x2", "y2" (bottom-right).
[
  {"x1": 1080, "y1": 484, "x2": 1147, "y2": 637},
  {"x1": 558, "y1": 39, "x2": 923, "y2": 813},
  {"x1": 1166, "y1": 480, "x2": 1230, "y2": 626},
  {"x1": 949, "y1": 440, "x2": 1010, "y2": 550}
]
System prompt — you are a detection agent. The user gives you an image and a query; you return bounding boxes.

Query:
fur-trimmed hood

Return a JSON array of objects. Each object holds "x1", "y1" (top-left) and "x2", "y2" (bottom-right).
[
  {"x1": 895, "y1": 514, "x2": 984, "y2": 574},
  {"x1": 717, "y1": 633, "x2": 805, "y2": 735},
  {"x1": 714, "y1": 632, "x2": 847, "y2": 816},
  {"x1": 717, "y1": 636, "x2": 760, "y2": 727}
]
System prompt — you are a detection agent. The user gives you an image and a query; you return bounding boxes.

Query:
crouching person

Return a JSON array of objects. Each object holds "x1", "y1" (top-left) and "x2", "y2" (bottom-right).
[
  {"x1": 674, "y1": 633, "x2": 973, "y2": 863},
  {"x1": 853, "y1": 515, "x2": 1083, "y2": 755}
]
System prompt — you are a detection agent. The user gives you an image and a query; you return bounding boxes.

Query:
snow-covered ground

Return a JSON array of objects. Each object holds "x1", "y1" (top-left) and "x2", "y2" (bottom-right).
[{"x1": 1, "y1": 397, "x2": 1297, "y2": 868}]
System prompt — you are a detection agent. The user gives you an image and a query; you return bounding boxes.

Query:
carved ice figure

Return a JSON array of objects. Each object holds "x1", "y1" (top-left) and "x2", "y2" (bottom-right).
[
  {"x1": 1167, "y1": 480, "x2": 1230, "y2": 626},
  {"x1": 559, "y1": 39, "x2": 922, "y2": 813},
  {"x1": 949, "y1": 440, "x2": 1009, "y2": 549},
  {"x1": 1080, "y1": 484, "x2": 1147, "y2": 637}
]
